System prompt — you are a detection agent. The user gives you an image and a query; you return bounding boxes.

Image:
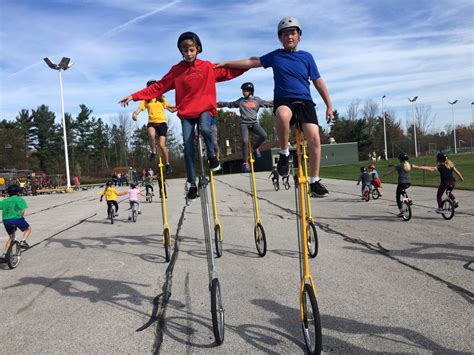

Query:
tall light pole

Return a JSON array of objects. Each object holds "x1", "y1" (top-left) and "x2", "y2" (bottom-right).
[
  {"x1": 381, "y1": 95, "x2": 387, "y2": 160},
  {"x1": 448, "y1": 100, "x2": 458, "y2": 154},
  {"x1": 43, "y1": 57, "x2": 73, "y2": 189},
  {"x1": 470, "y1": 102, "x2": 473, "y2": 152},
  {"x1": 408, "y1": 96, "x2": 418, "y2": 157}
]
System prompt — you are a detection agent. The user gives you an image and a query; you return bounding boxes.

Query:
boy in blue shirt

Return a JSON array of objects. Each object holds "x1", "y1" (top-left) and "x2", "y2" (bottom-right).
[
  {"x1": 357, "y1": 167, "x2": 371, "y2": 200},
  {"x1": 217, "y1": 17, "x2": 333, "y2": 197},
  {"x1": 1, "y1": 184, "x2": 32, "y2": 257}
]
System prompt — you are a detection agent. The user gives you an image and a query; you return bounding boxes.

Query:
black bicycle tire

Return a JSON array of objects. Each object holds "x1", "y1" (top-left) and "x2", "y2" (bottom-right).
[
  {"x1": 372, "y1": 189, "x2": 380, "y2": 200},
  {"x1": 274, "y1": 181, "x2": 279, "y2": 191},
  {"x1": 302, "y1": 283, "x2": 322, "y2": 355},
  {"x1": 132, "y1": 208, "x2": 137, "y2": 223},
  {"x1": 6, "y1": 240, "x2": 21, "y2": 269},
  {"x1": 214, "y1": 224, "x2": 223, "y2": 258},
  {"x1": 110, "y1": 209, "x2": 114, "y2": 224},
  {"x1": 164, "y1": 228, "x2": 170, "y2": 262},
  {"x1": 254, "y1": 223, "x2": 267, "y2": 257},
  {"x1": 441, "y1": 199, "x2": 454, "y2": 220},
  {"x1": 210, "y1": 278, "x2": 225, "y2": 345},
  {"x1": 307, "y1": 222, "x2": 318, "y2": 259},
  {"x1": 284, "y1": 182, "x2": 291, "y2": 190},
  {"x1": 402, "y1": 201, "x2": 412, "y2": 221}
]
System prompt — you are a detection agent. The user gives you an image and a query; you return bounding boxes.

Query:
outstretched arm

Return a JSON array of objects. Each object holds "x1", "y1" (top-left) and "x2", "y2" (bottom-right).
[
  {"x1": 217, "y1": 99, "x2": 240, "y2": 108},
  {"x1": 453, "y1": 167, "x2": 464, "y2": 182},
  {"x1": 215, "y1": 56, "x2": 262, "y2": 69},
  {"x1": 132, "y1": 106, "x2": 142, "y2": 121},
  {"x1": 412, "y1": 164, "x2": 437, "y2": 172}
]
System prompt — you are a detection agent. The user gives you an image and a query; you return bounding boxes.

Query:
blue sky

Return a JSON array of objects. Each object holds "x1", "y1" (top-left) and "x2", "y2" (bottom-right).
[{"x1": 1, "y1": 0, "x2": 473, "y2": 139}]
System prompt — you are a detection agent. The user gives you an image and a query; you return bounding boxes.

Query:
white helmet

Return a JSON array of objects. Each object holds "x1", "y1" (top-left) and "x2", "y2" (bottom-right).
[{"x1": 277, "y1": 17, "x2": 302, "y2": 36}]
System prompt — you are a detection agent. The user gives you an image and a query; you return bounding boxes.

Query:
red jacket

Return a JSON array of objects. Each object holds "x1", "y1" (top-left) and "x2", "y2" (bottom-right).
[{"x1": 131, "y1": 59, "x2": 246, "y2": 119}]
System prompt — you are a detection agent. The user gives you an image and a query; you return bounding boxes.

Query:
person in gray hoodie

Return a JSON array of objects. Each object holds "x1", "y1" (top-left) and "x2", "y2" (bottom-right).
[{"x1": 218, "y1": 82, "x2": 272, "y2": 172}]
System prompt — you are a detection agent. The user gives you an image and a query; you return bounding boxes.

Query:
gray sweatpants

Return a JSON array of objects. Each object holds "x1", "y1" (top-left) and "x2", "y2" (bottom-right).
[{"x1": 240, "y1": 123, "x2": 267, "y2": 163}]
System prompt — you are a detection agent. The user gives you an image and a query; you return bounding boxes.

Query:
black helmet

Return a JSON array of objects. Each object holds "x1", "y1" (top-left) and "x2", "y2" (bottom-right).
[
  {"x1": 106, "y1": 180, "x2": 113, "y2": 186},
  {"x1": 241, "y1": 82, "x2": 254, "y2": 94},
  {"x1": 360, "y1": 167, "x2": 367, "y2": 173},
  {"x1": 130, "y1": 183, "x2": 137, "y2": 189},
  {"x1": 147, "y1": 80, "x2": 156, "y2": 87},
  {"x1": 7, "y1": 184, "x2": 20, "y2": 194},
  {"x1": 177, "y1": 32, "x2": 202, "y2": 53},
  {"x1": 437, "y1": 152, "x2": 447, "y2": 162},
  {"x1": 398, "y1": 152, "x2": 409, "y2": 162}
]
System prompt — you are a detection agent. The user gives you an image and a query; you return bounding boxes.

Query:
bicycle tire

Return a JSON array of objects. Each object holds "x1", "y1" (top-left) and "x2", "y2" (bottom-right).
[
  {"x1": 6, "y1": 240, "x2": 21, "y2": 269},
  {"x1": 307, "y1": 222, "x2": 318, "y2": 259},
  {"x1": 441, "y1": 199, "x2": 454, "y2": 220},
  {"x1": 401, "y1": 201, "x2": 411, "y2": 221},
  {"x1": 284, "y1": 182, "x2": 291, "y2": 190},
  {"x1": 149, "y1": 194, "x2": 153, "y2": 203},
  {"x1": 371, "y1": 189, "x2": 380, "y2": 200},
  {"x1": 132, "y1": 209, "x2": 137, "y2": 223},
  {"x1": 273, "y1": 181, "x2": 279, "y2": 191},
  {"x1": 254, "y1": 222, "x2": 267, "y2": 257},
  {"x1": 364, "y1": 189, "x2": 370, "y2": 202},
  {"x1": 164, "y1": 228, "x2": 171, "y2": 262},
  {"x1": 214, "y1": 224, "x2": 223, "y2": 258},
  {"x1": 110, "y1": 209, "x2": 114, "y2": 225},
  {"x1": 210, "y1": 278, "x2": 225, "y2": 345},
  {"x1": 301, "y1": 283, "x2": 322, "y2": 355}
]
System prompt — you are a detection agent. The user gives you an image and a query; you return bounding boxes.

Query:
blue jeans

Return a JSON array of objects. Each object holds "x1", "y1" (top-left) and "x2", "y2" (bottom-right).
[{"x1": 181, "y1": 112, "x2": 216, "y2": 184}]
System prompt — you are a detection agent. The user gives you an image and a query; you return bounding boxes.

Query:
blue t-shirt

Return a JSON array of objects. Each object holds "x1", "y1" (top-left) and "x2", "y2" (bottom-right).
[
  {"x1": 259, "y1": 49, "x2": 320, "y2": 101},
  {"x1": 372, "y1": 170, "x2": 379, "y2": 179}
]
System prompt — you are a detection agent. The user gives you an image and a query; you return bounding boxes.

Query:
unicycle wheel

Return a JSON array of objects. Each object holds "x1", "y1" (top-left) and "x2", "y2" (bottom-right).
[
  {"x1": 254, "y1": 223, "x2": 267, "y2": 257},
  {"x1": 307, "y1": 222, "x2": 318, "y2": 259},
  {"x1": 164, "y1": 228, "x2": 171, "y2": 262},
  {"x1": 301, "y1": 283, "x2": 322, "y2": 355},
  {"x1": 401, "y1": 201, "x2": 412, "y2": 221},
  {"x1": 6, "y1": 240, "x2": 21, "y2": 269},
  {"x1": 210, "y1": 278, "x2": 225, "y2": 345},
  {"x1": 441, "y1": 199, "x2": 454, "y2": 220},
  {"x1": 214, "y1": 224, "x2": 223, "y2": 258}
]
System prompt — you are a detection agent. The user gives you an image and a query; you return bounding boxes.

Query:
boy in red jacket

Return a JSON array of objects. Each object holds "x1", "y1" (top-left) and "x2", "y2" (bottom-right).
[{"x1": 119, "y1": 32, "x2": 245, "y2": 200}]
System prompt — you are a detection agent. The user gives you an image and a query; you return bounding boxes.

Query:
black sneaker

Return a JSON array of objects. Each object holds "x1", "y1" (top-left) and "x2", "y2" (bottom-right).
[
  {"x1": 20, "y1": 241, "x2": 30, "y2": 249},
  {"x1": 187, "y1": 184, "x2": 198, "y2": 200},
  {"x1": 277, "y1": 153, "x2": 289, "y2": 176},
  {"x1": 165, "y1": 164, "x2": 172, "y2": 175},
  {"x1": 310, "y1": 180, "x2": 329, "y2": 197},
  {"x1": 208, "y1": 156, "x2": 221, "y2": 171}
]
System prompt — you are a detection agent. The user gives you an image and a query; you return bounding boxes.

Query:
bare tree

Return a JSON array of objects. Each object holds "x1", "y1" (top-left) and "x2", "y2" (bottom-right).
[
  {"x1": 361, "y1": 99, "x2": 379, "y2": 136},
  {"x1": 346, "y1": 99, "x2": 361, "y2": 120}
]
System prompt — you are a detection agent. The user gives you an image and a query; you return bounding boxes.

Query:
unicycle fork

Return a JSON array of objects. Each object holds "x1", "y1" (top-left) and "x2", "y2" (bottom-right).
[
  {"x1": 197, "y1": 133, "x2": 225, "y2": 345},
  {"x1": 249, "y1": 143, "x2": 267, "y2": 257},
  {"x1": 158, "y1": 156, "x2": 172, "y2": 262},
  {"x1": 292, "y1": 102, "x2": 322, "y2": 355},
  {"x1": 302, "y1": 141, "x2": 318, "y2": 259}
]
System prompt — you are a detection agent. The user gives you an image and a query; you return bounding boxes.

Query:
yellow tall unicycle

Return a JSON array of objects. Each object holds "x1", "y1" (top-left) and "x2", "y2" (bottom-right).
[
  {"x1": 158, "y1": 156, "x2": 172, "y2": 262},
  {"x1": 302, "y1": 141, "x2": 318, "y2": 258},
  {"x1": 209, "y1": 169, "x2": 223, "y2": 258},
  {"x1": 248, "y1": 143, "x2": 266, "y2": 257},
  {"x1": 291, "y1": 101, "x2": 322, "y2": 354}
]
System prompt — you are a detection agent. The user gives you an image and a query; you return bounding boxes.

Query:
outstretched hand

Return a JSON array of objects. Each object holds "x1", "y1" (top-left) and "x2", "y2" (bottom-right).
[{"x1": 118, "y1": 95, "x2": 133, "y2": 107}]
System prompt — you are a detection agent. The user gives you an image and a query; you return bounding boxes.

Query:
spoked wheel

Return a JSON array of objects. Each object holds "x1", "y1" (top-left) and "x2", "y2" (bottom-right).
[
  {"x1": 273, "y1": 181, "x2": 279, "y2": 191},
  {"x1": 214, "y1": 224, "x2": 223, "y2": 258},
  {"x1": 363, "y1": 189, "x2": 370, "y2": 202},
  {"x1": 149, "y1": 194, "x2": 153, "y2": 203},
  {"x1": 164, "y1": 228, "x2": 171, "y2": 262},
  {"x1": 6, "y1": 241, "x2": 21, "y2": 269},
  {"x1": 301, "y1": 283, "x2": 322, "y2": 355},
  {"x1": 307, "y1": 221, "x2": 318, "y2": 259},
  {"x1": 109, "y1": 209, "x2": 114, "y2": 224},
  {"x1": 254, "y1": 223, "x2": 267, "y2": 257},
  {"x1": 371, "y1": 189, "x2": 380, "y2": 200},
  {"x1": 401, "y1": 201, "x2": 412, "y2": 221},
  {"x1": 284, "y1": 181, "x2": 291, "y2": 190},
  {"x1": 132, "y1": 209, "x2": 137, "y2": 223},
  {"x1": 441, "y1": 199, "x2": 454, "y2": 220},
  {"x1": 210, "y1": 278, "x2": 225, "y2": 345}
]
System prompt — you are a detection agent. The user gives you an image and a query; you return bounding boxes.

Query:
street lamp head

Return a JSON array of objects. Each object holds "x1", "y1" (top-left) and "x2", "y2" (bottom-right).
[
  {"x1": 408, "y1": 96, "x2": 418, "y2": 102},
  {"x1": 43, "y1": 57, "x2": 59, "y2": 70},
  {"x1": 58, "y1": 57, "x2": 72, "y2": 70},
  {"x1": 448, "y1": 100, "x2": 458, "y2": 105}
]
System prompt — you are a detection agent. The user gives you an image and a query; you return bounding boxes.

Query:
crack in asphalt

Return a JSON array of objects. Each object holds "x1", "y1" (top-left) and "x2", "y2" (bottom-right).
[{"x1": 215, "y1": 178, "x2": 474, "y2": 303}]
